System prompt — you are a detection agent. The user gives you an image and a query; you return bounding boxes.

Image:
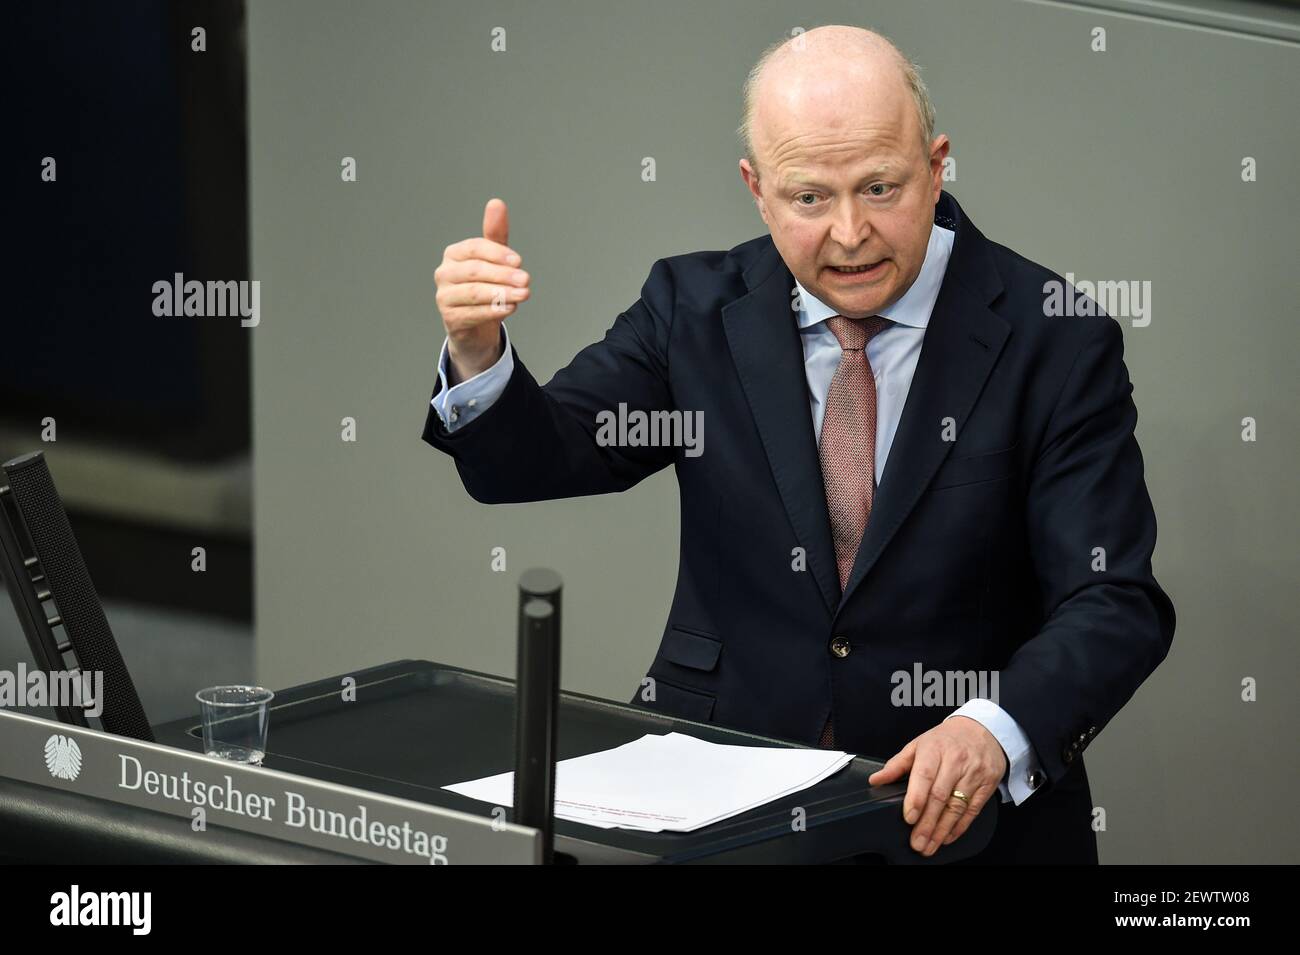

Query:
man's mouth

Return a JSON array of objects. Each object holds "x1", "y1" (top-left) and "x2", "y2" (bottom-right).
[{"x1": 827, "y1": 260, "x2": 886, "y2": 276}]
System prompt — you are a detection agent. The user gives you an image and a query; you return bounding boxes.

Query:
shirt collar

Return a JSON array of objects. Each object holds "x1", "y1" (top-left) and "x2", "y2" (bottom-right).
[{"x1": 793, "y1": 222, "x2": 955, "y2": 331}]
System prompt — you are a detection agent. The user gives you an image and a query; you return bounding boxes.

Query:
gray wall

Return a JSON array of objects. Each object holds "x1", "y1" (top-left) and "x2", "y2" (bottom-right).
[{"x1": 246, "y1": 0, "x2": 1300, "y2": 862}]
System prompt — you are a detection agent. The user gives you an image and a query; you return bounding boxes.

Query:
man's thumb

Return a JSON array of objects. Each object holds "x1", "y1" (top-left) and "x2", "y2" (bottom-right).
[
  {"x1": 483, "y1": 197, "x2": 509, "y2": 247},
  {"x1": 868, "y1": 759, "x2": 905, "y2": 784},
  {"x1": 868, "y1": 741, "x2": 915, "y2": 784}
]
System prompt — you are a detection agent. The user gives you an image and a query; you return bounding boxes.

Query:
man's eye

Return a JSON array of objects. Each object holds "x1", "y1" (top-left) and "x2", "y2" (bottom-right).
[
  {"x1": 867, "y1": 184, "x2": 892, "y2": 196},
  {"x1": 796, "y1": 193, "x2": 817, "y2": 205}
]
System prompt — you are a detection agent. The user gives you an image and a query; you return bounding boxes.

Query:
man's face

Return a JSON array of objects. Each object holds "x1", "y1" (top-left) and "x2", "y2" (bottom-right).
[{"x1": 740, "y1": 78, "x2": 949, "y2": 318}]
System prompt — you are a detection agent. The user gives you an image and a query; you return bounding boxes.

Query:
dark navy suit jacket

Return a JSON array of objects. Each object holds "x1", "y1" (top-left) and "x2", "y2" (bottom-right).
[{"x1": 422, "y1": 190, "x2": 1175, "y2": 863}]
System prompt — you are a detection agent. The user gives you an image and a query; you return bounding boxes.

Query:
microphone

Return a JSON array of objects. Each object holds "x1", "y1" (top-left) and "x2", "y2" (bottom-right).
[{"x1": 513, "y1": 568, "x2": 562, "y2": 864}]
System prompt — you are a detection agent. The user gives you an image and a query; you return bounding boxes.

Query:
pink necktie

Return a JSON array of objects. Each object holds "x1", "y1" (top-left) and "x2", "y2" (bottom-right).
[{"x1": 817, "y1": 314, "x2": 889, "y2": 748}]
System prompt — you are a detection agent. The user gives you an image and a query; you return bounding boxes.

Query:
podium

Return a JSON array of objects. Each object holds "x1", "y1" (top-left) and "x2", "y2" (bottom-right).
[
  {"x1": 0, "y1": 658, "x2": 997, "y2": 864},
  {"x1": 132, "y1": 659, "x2": 993, "y2": 864}
]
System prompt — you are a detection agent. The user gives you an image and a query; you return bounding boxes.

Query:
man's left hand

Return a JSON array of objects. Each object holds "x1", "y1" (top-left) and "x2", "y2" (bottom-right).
[{"x1": 867, "y1": 716, "x2": 1007, "y2": 857}]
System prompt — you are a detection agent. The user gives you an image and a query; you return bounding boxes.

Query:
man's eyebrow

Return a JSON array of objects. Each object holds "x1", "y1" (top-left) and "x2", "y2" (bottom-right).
[{"x1": 778, "y1": 167, "x2": 898, "y2": 189}]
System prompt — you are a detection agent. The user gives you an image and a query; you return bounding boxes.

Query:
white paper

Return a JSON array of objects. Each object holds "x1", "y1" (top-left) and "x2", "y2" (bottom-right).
[{"x1": 442, "y1": 732, "x2": 855, "y2": 833}]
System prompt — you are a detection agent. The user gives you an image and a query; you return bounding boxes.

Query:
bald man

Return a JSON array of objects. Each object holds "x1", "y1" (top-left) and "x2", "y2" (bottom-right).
[{"x1": 423, "y1": 25, "x2": 1174, "y2": 864}]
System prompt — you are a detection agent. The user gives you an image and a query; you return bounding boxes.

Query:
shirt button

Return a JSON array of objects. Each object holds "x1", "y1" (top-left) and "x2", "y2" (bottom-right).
[
  {"x1": 450, "y1": 405, "x2": 460, "y2": 422},
  {"x1": 467, "y1": 398, "x2": 478, "y2": 408},
  {"x1": 829, "y1": 636, "x2": 851, "y2": 658}
]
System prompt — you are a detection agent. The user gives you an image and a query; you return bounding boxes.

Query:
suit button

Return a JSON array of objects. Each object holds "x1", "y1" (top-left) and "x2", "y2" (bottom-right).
[
  {"x1": 1088, "y1": 725, "x2": 1097, "y2": 736},
  {"x1": 1062, "y1": 747, "x2": 1074, "y2": 765},
  {"x1": 829, "y1": 636, "x2": 851, "y2": 658},
  {"x1": 1027, "y1": 770, "x2": 1044, "y2": 790}
]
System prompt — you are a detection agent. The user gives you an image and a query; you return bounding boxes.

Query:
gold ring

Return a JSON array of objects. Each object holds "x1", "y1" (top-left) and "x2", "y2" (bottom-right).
[{"x1": 951, "y1": 789, "x2": 970, "y2": 805}]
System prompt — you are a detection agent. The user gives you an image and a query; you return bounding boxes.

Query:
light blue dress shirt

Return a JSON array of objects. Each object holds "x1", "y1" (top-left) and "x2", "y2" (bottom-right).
[{"x1": 432, "y1": 223, "x2": 1045, "y2": 804}]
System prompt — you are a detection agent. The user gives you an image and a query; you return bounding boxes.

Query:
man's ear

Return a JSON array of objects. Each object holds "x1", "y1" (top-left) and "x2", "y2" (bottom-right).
[
  {"x1": 739, "y1": 158, "x2": 768, "y2": 223},
  {"x1": 928, "y1": 135, "x2": 951, "y2": 200}
]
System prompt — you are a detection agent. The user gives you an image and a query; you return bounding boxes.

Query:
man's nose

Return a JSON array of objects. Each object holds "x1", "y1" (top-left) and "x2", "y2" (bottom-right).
[{"x1": 828, "y1": 197, "x2": 872, "y2": 249}]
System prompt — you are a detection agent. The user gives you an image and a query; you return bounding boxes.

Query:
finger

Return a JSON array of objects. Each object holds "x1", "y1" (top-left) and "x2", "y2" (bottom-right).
[
  {"x1": 441, "y1": 302, "x2": 520, "y2": 331},
  {"x1": 924, "y1": 775, "x2": 983, "y2": 855},
  {"x1": 437, "y1": 281, "x2": 531, "y2": 310},
  {"x1": 868, "y1": 739, "x2": 916, "y2": 785},
  {"x1": 943, "y1": 784, "x2": 995, "y2": 845},
  {"x1": 483, "y1": 197, "x2": 509, "y2": 249},
  {"x1": 446, "y1": 237, "x2": 520, "y2": 268},
  {"x1": 910, "y1": 753, "x2": 963, "y2": 854},
  {"x1": 436, "y1": 258, "x2": 529, "y2": 289},
  {"x1": 901, "y1": 745, "x2": 939, "y2": 826}
]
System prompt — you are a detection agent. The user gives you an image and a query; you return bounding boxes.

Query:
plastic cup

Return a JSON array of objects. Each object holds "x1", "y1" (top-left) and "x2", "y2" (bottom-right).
[{"x1": 196, "y1": 685, "x2": 274, "y2": 764}]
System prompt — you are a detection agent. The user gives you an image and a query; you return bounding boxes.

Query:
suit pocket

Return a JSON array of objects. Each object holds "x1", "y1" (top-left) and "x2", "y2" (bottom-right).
[
  {"x1": 651, "y1": 680, "x2": 716, "y2": 722},
  {"x1": 660, "y1": 625, "x2": 723, "y2": 671},
  {"x1": 930, "y1": 443, "x2": 1019, "y2": 490}
]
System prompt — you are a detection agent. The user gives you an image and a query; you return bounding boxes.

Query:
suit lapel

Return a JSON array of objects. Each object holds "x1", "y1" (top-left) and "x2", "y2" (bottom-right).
[{"x1": 723, "y1": 247, "x2": 841, "y2": 616}]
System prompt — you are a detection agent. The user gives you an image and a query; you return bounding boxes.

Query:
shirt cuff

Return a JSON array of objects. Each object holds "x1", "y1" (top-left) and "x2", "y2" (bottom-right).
[
  {"x1": 945, "y1": 698, "x2": 1044, "y2": 806},
  {"x1": 432, "y1": 324, "x2": 514, "y2": 431}
]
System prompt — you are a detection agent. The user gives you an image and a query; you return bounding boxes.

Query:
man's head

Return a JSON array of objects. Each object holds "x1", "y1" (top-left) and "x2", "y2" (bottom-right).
[{"x1": 738, "y1": 26, "x2": 949, "y2": 318}]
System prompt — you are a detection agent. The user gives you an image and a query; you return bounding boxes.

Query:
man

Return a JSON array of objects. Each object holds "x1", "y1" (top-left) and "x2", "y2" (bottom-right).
[{"x1": 422, "y1": 25, "x2": 1175, "y2": 864}]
